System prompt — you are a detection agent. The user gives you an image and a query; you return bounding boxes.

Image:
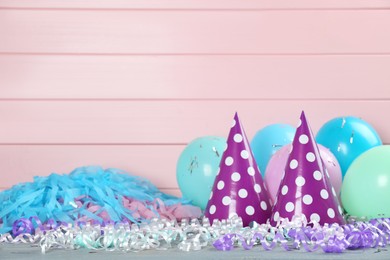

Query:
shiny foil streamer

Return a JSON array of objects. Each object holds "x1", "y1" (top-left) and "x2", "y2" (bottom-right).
[
  {"x1": 1, "y1": 217, "x2": 390, "y2": 254},
  {"x1": 213, "y1": 217, "x2": 390, "y2": 253}
]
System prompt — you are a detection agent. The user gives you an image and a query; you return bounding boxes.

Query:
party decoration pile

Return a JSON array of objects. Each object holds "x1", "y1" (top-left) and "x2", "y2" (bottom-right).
[
  {"x1": 0, "y1": 166, "x2": 201, "y2": 234},
  {"x1": 271, "y1": 111, "x2": 345, "y2": 226},
  {"x1": 205, "y1": 113, "x2": 271, "y2": 226}
]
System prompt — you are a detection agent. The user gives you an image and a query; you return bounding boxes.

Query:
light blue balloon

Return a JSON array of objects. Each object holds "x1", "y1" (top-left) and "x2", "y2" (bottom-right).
[
  {"x1": 250, "y1": 124, "x2": 295, "y2": 176},
  {"x1": 316, "y1": 116, "x2": 382, "y2": 177},
  {"x1": 176, "y1": 136, "x2": 226, "y2": 210}
]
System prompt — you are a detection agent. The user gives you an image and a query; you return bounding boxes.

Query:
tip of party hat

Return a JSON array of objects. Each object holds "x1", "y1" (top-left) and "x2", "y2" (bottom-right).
[
  {"x1": 300, "y1": 110, "x2": 307, "y2": 122},
  {"x1": 234, "y1": 112, "x2": 239, "y2": 121}
]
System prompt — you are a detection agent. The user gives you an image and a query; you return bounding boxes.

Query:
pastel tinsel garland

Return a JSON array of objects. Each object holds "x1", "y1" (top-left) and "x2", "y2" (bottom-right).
[{"x1": 0, "y1": 166, "x2": 201, "y2": 234}]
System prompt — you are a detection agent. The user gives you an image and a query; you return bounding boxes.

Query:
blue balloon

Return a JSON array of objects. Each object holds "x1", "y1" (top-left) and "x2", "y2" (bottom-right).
[
  {"x1": 250, "y1": 124, "x2": 295, "y2": 176},
  {"x1": 176, "y1": 136, "x2": 226, "y2": 210},
  {"x1": 316, "y1": 116, "x2": 382, "y2": 177}
]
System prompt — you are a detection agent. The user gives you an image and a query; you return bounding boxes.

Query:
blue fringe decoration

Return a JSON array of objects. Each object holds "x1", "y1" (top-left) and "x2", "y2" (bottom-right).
[{"x1": 0, "y1": 166, "x2": 190, "y2": 234}]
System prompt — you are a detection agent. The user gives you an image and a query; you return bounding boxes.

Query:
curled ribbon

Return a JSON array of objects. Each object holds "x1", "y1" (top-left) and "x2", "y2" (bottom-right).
[
  {"x1": 213, "y1": 216, "x2": 390, "y2": 253},
  {"x1": 1, "y1": 216, "x2": 390, "y2": 254}
]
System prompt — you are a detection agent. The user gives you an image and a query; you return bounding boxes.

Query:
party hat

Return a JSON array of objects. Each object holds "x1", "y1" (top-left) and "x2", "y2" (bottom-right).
[
  {"x1": 204, "y1": 113, "x2": 271, "y2": 226},
  {"x1": 270, "y1": 111, "x2": 345, "y2": 226}
]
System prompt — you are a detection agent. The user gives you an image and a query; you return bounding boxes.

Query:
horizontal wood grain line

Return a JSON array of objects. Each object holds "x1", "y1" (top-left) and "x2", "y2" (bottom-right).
[
  {"x1": 1, "y1": 10, "x2": 389, "y2": 54},
  {"x1": 1, "y1": 0, "x2": 389, "y2": 10},
  {"x1": 3, "y1": 53, "x2": 390, "y2": 56},
  {"x1": 0, "y1": 145, "x2": 185, "y2": 189},
  {"x1": 2, "y1": 98, "x2": 390, "y2": 101},
  {"x1": 1, "y1": 98, "x2": 390, "y2": 101},
  {"x1": 1, "y1": 55, "x2": 389, "y2": 100},
  {"x1": 0, "y1": 100, "x2": 389, "y2": 144},
  {"x1": 2, "y1": 8, "x2": 390, "y2": 12}
]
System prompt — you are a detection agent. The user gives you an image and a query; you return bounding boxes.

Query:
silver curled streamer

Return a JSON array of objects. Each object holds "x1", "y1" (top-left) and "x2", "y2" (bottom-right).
[
  {"x1": 36, "y1": 216, "x2": 245, "y2": 253},
  {"x1": 1, "y1": 216, "x2": 390, "y2": 254}
]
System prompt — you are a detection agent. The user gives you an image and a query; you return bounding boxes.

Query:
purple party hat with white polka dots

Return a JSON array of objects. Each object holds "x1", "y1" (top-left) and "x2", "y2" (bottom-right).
[
  {"x1": 270, "y1": 111, "x2": 345, "y2": 226},
  {"x1": 204, "y1": 113, "x2": 272, "y2": 226}
]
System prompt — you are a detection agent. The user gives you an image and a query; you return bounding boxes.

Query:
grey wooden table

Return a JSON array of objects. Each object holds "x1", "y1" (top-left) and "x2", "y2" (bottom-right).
[{"x1": 1, "y1": 243, "x2": 389, "y2": 260}]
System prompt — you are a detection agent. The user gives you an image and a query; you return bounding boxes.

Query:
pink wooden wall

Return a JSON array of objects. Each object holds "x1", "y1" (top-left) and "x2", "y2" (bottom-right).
[{"x1": 1, "y1": 0, "x2": 390, "y2": 196}]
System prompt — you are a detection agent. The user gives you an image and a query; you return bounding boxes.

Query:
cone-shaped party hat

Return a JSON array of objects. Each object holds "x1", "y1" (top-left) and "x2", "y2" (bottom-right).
[
  {"x1": 270, "y1": 111, "x2": 345, "y2": 226},
  {"x1": 204, "y1": 113, "x2": 271, "y2": 226}
]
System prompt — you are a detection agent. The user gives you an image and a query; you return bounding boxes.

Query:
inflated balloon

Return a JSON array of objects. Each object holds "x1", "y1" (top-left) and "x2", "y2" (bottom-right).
[
  {"x1": 341, "y1": 145, "x2": 390, "y2": 219},
  {"x1": 176, "y1": 136, "x2": 226, "y2": 210},
  {"x1": 316, "y1": 116, "x2": 382, "y2": 177},
  {"x1": 250, "y1": 124, "x2": 295, "y2": 176},
  {"x1": 265, "y1": 143, "x2": 342, "y2": 204}
]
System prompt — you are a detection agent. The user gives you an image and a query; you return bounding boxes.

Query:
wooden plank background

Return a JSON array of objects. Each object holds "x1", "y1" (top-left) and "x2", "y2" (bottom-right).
[{"x1": 0, "y1": 0, "x2": 389, "y2": 196}]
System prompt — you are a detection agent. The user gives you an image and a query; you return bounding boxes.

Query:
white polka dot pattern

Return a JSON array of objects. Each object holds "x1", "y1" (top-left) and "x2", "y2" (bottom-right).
[
  {"x1": 247, "y1": 166, "x2": 255, "y2": 176},
  {"x1": 306, "y1": 152, "x2": 315, "y2": 162},
  {"x1": 320, "y1": 189, "x2": 329, "y2": 199},
  {"x1": 222, "y1": 196, "x2": 231, "y2": 206},
  {"x1": 281, "y1": 185, "x2": 288, "y2": 195},
  {"x1": 285, "y1": 202, "x2": 295, "y2": 212},
  {"x1": 231, "y1": 172, "x2": 241, "y2": 182},
  {"x1": 225, "y1": 156, "x2": 234, "y2": 166},
  {"x1": 303, "y1": 194, "x2": 313, "y2": 205},
  {"x1": 209, "y1": 205, "x2": 216, "y2": 214},
  {"x1": 299, "y1": 134, "x2": 309, "y2": 144},
  {"x1": 246, "y1": 206, "x2": 255, "y2": 216},
  {"x1": 273, "y1": 211, "x2": 280, "y2": 222},
  {"x1": 254, "y1": 184, "x2": 261, "y2": 193},
  {"x1": 290, "y1": 159, "x2": 298, "y2": 169},
  {"x1": 240, "y1": 150, "x2": 249, "y2": 159},
  {"x1": 217, "y1": 180, "x2": 225, "y2": 190},
  {"x1": 313, "y1": 170, "x2": 322, "y2": 181},
  {"x1": 295, "y1": 176, "x2": 305, "y2": 187},
  {"x1": 310, "y1": 213, "x2": 320, "y2": 223},
  {"x1": 238, "y1": 189, "x2": 248, "y2": 198},
  {"x1": 327, "y1": 208, "x2": 335, "y2": 218},
  {"x1": 233, "y1": 133, "x2": 243, "y2": 143},
  {"x1": 261, "y1": 201, "x2": 268, "y2": 211}
]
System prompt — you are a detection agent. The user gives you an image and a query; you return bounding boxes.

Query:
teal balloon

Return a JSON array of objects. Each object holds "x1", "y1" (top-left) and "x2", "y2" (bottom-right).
[
  {"x1": 316, "y1": 116, "x2": 382, "y2": 177},
  {"x1": 176, "y1": 136, "x2": 226, "y2": 210},
  {"x1": 250, "y1": 124, "x2": 295, "y2": 176},
  {"x1": 341, "y1": 145, "x2": 390, "y2": 219}
]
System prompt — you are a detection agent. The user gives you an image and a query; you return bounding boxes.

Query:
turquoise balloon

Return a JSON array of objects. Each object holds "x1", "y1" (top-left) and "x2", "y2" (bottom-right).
[
  {"x1": 316, "y1": 116, "x2": 382, "y2": 177},
  {"x1": 250, "y1": 124, "x2": 295, "y2": 176},
  {"x1": 176, "y1": 136, "x2": 226, "y2": 210}
]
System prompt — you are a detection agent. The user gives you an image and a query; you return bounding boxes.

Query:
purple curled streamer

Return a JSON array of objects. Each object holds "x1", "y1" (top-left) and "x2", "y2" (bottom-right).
[
  {"x1": 12, "y1": 219, "x2": 34, "y2": 236},
  {"x1": 12, "y1": 217, "x2": 65, "y2": 236},
  {"x1": 213, "y1": 234, "x2": 235, "y2": 251},
  {"x1": 213, "y1": 218, "x2": 390, "y2": 253},
  {"x1": 213, "y1": 233, "x2": 277, "y2": 251}
]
